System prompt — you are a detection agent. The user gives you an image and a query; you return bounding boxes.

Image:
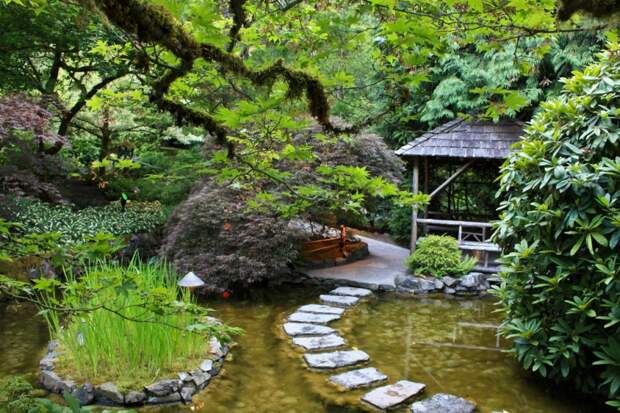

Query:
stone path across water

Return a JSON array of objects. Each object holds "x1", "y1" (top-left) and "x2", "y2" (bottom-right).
[
  {"x1": 282, "y1": 284, "x2": 482, "y2": 411},
  {"x1": 282, "y1": 285, "x2": 423, "y2": 410}
]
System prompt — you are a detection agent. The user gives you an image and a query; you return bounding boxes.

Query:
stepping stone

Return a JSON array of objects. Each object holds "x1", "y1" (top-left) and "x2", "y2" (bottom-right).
[
  {"x1": 329, "y1": 367, "x2": 388, "y2": 390},
  {"x1": 411, "y1": 393, "x2": 477, "y2": 413},
  {"x1": 304, "y1": 350, "x2": 369, "y2": 369},
  {"x1": 283, "y1": 322, "x2": 336, "y2": 337},
  {"x1": 288, "y1": 312, "x2": 341, "y2": 324},
  {"x1": 330, "y1": 286, "x2": 373, "y2": 297},
  {"x1": 320, "y1": 294, "x2": 359, "y2": 308},
  {"x1": 362, "y1": 380, "x2": 426, "y2": 410},
  {"x1": 292, "y1": 334, "x2": 346, "y2": 351},
  {"x1": 297, "y1": 304, "x2": 345, "y2": 315}
]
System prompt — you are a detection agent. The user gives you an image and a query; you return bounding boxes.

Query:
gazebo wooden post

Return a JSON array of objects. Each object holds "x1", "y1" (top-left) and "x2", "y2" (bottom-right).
[
  {"x1": 423, "y1": 157, "x2": 429, "y2": 234},
  {"x1": 410, "y1": 157, "x2": 419, "y2": 252}
]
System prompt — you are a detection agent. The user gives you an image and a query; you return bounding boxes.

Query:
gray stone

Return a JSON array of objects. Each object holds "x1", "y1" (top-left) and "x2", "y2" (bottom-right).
[
  {"x1": 178, "y1": 372, "x2": 191, "y2": 382},
  {"x1": 191, "y1": 370, "x2": 211, "y2": 388},
  {"x1": 329, "y1": 367, "x2": 387, "y2": 389},
  {"x1": 396, "y1": 275, "x2": 437, "y2": 292},
  {"x1": 460, "y1": 272, "x2": 484, "y2": 289},
  {"x1": 304, "y1": 350, "x2": 369, "y2": 369},
  {"x1": 39, "y1": 353, "x2": 57, "y2": 371},
  {"x1": 39, "y1": 370, "x2": 63, "y2": 393},
  {"x1": 288, "y1": 311, "x2": 341, "y2": 324},
  {"x1": 95, "y1": 382, "x2": 124, "y2": 404},
  {"x1": 209, "y1": 337, "x2": 225, "y2": 357},
  {"x1": 444, "y1": 287, "x2": 456, "y2": 294},
  {"x1": 434, "y1": 279, "x2": 444, "y2": 290},
  {"x1": 441, "y1": 276, "x2": 457, "y2": 287},
  {"x1": 411, "y1": 393, "x2": 477, "y2": 413},
  {"x1": 145, "y1": 379, "x2": 181, "y2": 397},
  {"x1": 297, "y1": 304, "x2": 345, "y2": 315},
  {"x1": 200, "y1": 359, "x2": 214, "y2": 373},
  {"x1": 329, "y1": 286, "x2": 373, "y2": 297},
  {"x1": 362, "y1": 380, "x2": 426, "y2": 410},
  {"x1": 59, "y1": 379, "x2": 77, "y2": 394},
  {"x1": 319, "y1": 294, "x2": 359, "y2": 307},
  {"x1": 487, "y1": 274, "x2": 501, "y2": 285},
  {"x1": 125, "y1": 390, "x2": 146, "y2": 405},
  {"x1": 283, "y1": 322, "x2": 336, "y2": 337},
  {"x1": 47, "y1": 340, "x2": 60, "y2": 352},
  {"x1": 72, "y1": 383, "x2": 94, "y2": 405},
  {"x1": 292, "y1": 334, "x2": 346, "y2": 351},
  {"x1": 146, "y1": 393, "x2": 182, "y2": 404},
  {"x1": 180, "y1": 385, "x2": 196, "y2": 403}
]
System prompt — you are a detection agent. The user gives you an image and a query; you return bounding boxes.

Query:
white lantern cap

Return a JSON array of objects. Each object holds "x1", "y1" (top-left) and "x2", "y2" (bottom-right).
[{"x1": 178, "y1": 271, "x2": 205, "y2": 288}]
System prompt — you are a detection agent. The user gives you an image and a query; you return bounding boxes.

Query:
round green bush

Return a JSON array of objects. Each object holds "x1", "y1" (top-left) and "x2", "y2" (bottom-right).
[
  {"x1": 495, "y1": 46, "x2": 620, "y2": 407},
  {"x1": 405, "y1": 234, "x2": 475, "y2": 277}
]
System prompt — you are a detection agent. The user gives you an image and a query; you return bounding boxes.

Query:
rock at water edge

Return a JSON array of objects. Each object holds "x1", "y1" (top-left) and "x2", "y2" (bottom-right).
[
  {"x1": 362, "y1": 380, "x2": 426, "y2": 410},
  {"x1": 411, "y1": 393, "x2": 477, "y2": 413}
]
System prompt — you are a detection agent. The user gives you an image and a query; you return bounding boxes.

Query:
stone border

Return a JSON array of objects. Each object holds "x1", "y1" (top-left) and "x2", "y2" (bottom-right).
[
  {"x1": 395, "y1": 271, "x2": 500, "y2": 295},
  {"x1": 39, "y1": 336, "x2": 229, "y2": 406}
]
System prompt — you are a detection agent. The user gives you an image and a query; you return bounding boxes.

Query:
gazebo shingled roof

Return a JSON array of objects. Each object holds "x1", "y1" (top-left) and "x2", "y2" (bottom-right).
[{"x1": 395, "y1": 119, "x2": 524, "y2": 160}]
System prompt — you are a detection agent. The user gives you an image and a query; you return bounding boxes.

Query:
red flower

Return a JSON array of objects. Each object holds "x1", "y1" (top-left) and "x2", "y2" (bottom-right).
[{"x1": 222, "y1": 290, "x2": 231, "y2": 299}]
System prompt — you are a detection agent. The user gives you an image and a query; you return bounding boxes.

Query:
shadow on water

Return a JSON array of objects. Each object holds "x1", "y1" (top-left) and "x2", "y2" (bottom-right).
[{"x1": 0, "y1": 286, "x2": 607, "y2": 413}]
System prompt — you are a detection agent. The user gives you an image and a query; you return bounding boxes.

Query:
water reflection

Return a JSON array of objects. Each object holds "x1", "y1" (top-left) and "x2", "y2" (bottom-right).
[{"x1": 0, "y1": 289, "x2": 604, "y2": 413}]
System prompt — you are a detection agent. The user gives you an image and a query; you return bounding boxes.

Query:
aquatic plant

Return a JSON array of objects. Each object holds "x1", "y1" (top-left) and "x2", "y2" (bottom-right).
[
  {"x1": 36, "y1": 259, "x2": 240, "y2": 389},
  {"x1": 405, "y1": 235, "x2": 477, "y2": 277}
]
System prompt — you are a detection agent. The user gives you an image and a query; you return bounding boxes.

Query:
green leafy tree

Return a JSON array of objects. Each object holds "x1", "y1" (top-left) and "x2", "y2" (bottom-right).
[{"x1": 495, "y1": 45, "x2": 620, "y2": 408}]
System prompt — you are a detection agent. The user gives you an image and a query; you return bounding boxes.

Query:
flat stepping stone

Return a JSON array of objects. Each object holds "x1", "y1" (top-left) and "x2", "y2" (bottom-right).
[
  {"x1": 330, "y1": 286, "x2": 373, "y2": 297},
  {"x1": 411, "y1": 393, "x2": 477, "y2": 413},
  {"x1": 292, "y1": 334, "x2": 346, "y2": 351},
  {"x1": 283, "y1": 322, "x2": 335, "y2": 337},
  {"x1": 304, "y1": 350, "x2": 369, "y2": 369},
  {"x1": 288, "y1": 312, "x2": 341, "y2": 325},
  {"x1": 297, "y1": 304, "x2": 345, "y2": 315},
  {"x1": 320, "y1": 294, "x2": 359, "y2": 308},
  {"x1": 329, "y1": 367, "x2": 388, "y2": 389},
  {"x1": 362, "y1": 380, "x2": 426, "y2": 410}
]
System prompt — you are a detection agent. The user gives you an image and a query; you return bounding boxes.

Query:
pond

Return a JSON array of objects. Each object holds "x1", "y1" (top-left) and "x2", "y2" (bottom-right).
[{"x1": 0, "y1": 286, "x2": 601, "y2": 413}]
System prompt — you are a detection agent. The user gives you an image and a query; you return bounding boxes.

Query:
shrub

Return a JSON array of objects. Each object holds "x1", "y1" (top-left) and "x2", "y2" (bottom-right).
[
  {"x1": 42, "y1": 259, "x2": 240, "y2": 389},
  {"x1": 160, "y1": 179, "x2": 301, "y2": 290},
  {"x1": 405, "y1": 235, "x2": 476, "y2": 277},
  {"x1": 495, "y1": 46, "x2": 620, "y2": 408},
  {"x1": 5, "y1": 199, "x2": 166, "y2": 244}
]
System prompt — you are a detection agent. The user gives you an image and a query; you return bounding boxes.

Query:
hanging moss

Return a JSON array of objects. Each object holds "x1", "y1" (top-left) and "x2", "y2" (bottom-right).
[{"x1": 89, "y1": 0, "x2": 356, "y2": 152}]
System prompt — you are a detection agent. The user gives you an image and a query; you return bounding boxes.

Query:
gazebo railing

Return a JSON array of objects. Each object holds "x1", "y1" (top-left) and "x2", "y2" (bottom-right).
[{"x1": 417, "y1": 218, "x2": 500, "y2": 271}]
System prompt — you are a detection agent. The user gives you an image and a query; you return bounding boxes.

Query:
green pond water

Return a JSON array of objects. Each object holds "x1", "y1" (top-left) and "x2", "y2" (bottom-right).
[{"x1": 0, "y1": 286, "x2": 603, "y2": 413}]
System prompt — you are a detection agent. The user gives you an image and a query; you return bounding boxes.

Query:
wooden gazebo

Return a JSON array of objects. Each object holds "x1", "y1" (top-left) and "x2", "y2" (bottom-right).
[{"x1": 395, "y1": 119, "x2": 523, "y2": 272}]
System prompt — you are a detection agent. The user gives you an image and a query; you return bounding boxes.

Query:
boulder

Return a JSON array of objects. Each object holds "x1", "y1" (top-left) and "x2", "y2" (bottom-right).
[
  {"x1": 125, "y1": 390, "x2": 146, "y2": 405},
  {"x1": 459, "y1": 272, "x2": 484, "y2": 289},
  {"x1": 200, "y1": 359, "x2": 214, "y2": 373},
  {"x1": 72, "y1": 383, "x2": 94, "y2": 405},
  {"x1": 146, "y1": 393, "x2": 182, "y2": 404},
  {"x1": 145, "y1": 379, "x2": 181, "y2": 397},
  {"x1": 441, "y1": 276, "x2": 457, "y2": 287},
  {"x1": 411, "y1": 393, "x2": 477, "y2": 413},
  {"x1": 39, "y1": 370, "x2": 63, "y2": 393},
  {"x1": 95, "y1": 382, "x2": 124, "y2": 404}
]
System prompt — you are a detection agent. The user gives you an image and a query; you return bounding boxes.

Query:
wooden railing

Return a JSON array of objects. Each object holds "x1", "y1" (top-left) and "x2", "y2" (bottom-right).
[{"x1": 417, "y1": 218, "x2": 493, "y2": 243}]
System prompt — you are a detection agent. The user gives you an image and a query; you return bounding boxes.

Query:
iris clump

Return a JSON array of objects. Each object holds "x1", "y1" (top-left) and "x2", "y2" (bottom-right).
[{"x1": 43, "y1": 259, "x2": 233, "y2": 389}]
